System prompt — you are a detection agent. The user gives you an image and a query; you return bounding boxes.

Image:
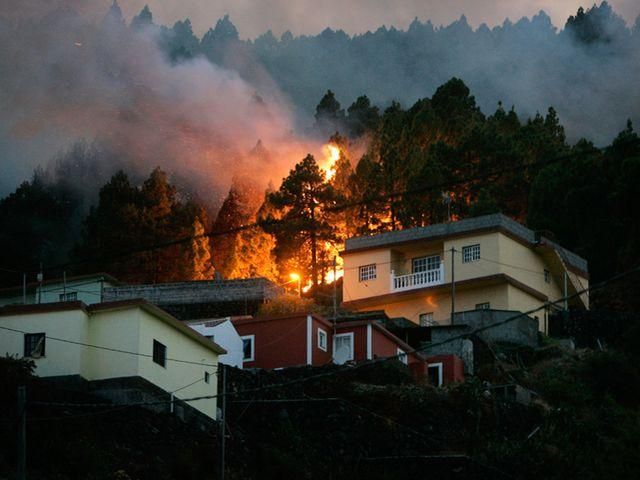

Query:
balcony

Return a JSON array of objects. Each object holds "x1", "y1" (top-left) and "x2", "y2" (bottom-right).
[{"x1": 391, "y1": 264, "x2": 445, "y2": 292}]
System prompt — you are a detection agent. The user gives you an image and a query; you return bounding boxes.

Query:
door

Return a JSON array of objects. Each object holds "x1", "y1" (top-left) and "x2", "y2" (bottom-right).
[{"x1": 333, "y1": 333, "x2": 354, "y2": 365}]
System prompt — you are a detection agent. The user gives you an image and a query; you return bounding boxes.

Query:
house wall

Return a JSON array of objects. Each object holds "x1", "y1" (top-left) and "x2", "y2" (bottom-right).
[
  {"x1": 136, "y1": 309, "x2": 219, "y2": 419},
  {"x1": 85, "y1": 309, "x2": 141, "y2": 380},
  {"x1": 189, "y1": 320, "x2": 244, "y2": 368},
  {"x1": 38, "y1": 279, "x2": 115, "y2": 305},
  {"x1": 234, "y1": 317, "x2": 308, "y2": 369},
  {"x1": 0, "y1": 310, "x2": 89, "y2": 377},
  {"x1": 311, "y1": 317, "x2": 334, "y2": 365},
  {"x1": 343, "y1": 249, "x2": 393, "y2": 302},
  {"x1": 427, "y1": 354, "x2": 465, "y2": 385},
  {"x1": 0, "y1": 293, "x2": 34, "y2": 307},
  {"x1": 357, "y1": 282, "x2": 510, "y2": 326}
]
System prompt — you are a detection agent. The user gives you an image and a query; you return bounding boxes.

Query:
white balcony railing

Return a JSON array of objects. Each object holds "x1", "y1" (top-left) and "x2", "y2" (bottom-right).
[{"x1": 391, "y1": 264, "x2": 445, "y2": 292}]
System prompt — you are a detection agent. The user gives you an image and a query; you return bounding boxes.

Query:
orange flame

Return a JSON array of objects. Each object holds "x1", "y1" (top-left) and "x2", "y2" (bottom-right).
[{"x1": 321, "y1": 144, "x2": 340, "y2": 181}]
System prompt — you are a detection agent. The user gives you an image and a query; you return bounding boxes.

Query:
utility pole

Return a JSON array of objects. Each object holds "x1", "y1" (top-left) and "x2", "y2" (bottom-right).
[
  {"x1": 220, "y1": 364, "x2": 226, "y2": 480},
  {"x1": 17, "y1": 385, "x2": 26, "y2": 480},
  {"x1": 332, "y1": 256, "x2": 338, "y2": 337},
  {"x1": 37, "y1": 264, "x2": 43, "y2": 304},
  {"x1": 450, "y1": 247, "x2": 456, "y2": 325},
  {"x1": 22, "y1": 273, "x2": 26, "y2": 305},
  {"x1": 563, "y1": 271, "x2": 569, "y2": 311},
  {"x1": 63, "y1": 271, "x2": 67, "y2": 299}
]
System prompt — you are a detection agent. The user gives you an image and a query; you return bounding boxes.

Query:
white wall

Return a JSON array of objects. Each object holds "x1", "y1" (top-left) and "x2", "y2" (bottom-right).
[{"x1": 188, "y1": 319, "x2": 244, "y2": 368}]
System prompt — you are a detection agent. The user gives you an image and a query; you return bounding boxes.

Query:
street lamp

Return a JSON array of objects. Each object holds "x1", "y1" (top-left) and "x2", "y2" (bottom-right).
[{"x1": 289, "y1": 273, "x2": 302, "y2": 297}]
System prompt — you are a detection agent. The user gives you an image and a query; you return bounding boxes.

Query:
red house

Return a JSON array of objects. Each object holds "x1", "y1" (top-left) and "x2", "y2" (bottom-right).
[
  {"x1": 232, "y1": 314, "x2": 334, "y2": 370},
  {"x1": 231, "y1": 312, "x2": 464, "y2": 386}
]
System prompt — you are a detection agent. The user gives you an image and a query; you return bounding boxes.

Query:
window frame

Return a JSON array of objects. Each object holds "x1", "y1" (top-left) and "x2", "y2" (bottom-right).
[
  {"x1": 358, "y1": 264, "x2": 377, "y2": 282},
  {"x1": 240, "y1": 335, "x2": 255, "y2": 362},
  {"x1": 58, "y1": 291, "x2": 77, "y2": 302},
  {"x1": 397, "y1": 348, "x2": 408, "y2": 365},
  {"x1": 152, "y1": 339, "x2": 167, "y2": 368},
  {"x1": 428, "y1": 362, "x2": 444, "y2": 387},
  {"x1": 461, "y1": 244, "x2": 481, "y2": 263},
  {"x1": 412, "y1": 255, "x2": 441, "y2": 273},
  {"x1": 24, "y1": 332, "x2": 46, "y2": 358},
  {"x1": 317, "y1": 328, "x2": 328, "y2": 352},
  {"x1": 333, "y1": 332, "x2": 354, "y2": 363},
  {"x1": 419, "y1": 312, "x2": 436, "y2": 327}
]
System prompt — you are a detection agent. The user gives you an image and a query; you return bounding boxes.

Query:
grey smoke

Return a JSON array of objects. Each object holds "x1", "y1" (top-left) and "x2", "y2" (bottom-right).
[{"x1": 0, "y1": 1, "x2": 639, "y2": 198}]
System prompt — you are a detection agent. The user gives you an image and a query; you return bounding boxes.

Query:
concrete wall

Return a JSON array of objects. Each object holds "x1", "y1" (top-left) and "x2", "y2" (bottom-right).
[
  {"x1": 38, "y1": 279, "x2": 114, "y2": 305},
  {"x1": 452, "y1": 309, "x2": 539, "y2": 348},
  {"x1": 0, "y1": 309, "x2": 89, "y2": 377}
]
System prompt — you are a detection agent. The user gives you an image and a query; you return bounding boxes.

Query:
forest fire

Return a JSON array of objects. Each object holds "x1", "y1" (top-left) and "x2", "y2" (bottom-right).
[{"x1": 322, "y1": 143, "x2": 341, "y2": 181}]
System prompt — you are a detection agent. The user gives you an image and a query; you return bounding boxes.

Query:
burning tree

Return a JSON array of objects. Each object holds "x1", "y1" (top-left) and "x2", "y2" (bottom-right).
[{"x1": 265, "y1": 154, "x2": 339, "y2": 288}]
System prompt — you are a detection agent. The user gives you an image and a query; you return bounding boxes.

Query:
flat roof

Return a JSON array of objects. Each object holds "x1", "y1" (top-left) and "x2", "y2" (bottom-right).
[{"x1": 343, "y1": 213, "x2": 587, "y2": 274}]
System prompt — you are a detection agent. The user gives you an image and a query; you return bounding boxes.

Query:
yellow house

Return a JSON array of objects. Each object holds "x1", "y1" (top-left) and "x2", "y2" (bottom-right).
[
  {"x1": 0, "y1": 299, "x2": 225, "y2": 420},
  {"x1": 341, "y1": 214, "x2": 589, "y2": 331}
]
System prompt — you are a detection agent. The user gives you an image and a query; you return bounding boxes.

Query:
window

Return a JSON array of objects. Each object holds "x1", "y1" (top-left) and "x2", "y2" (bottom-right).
[
  {"x1": 317, "y1": 328, "x2": 328, "y2": 352},
  {"x1": 475, "y1": 302, "x2": 491, "y2": 310},
  {"x1": 428, "y1": 363, "x2": 443, "y2": 387},
  {"x1": 359, "y1": 264, "x2": 377, "y2": 282},
  {"x1": 397, "y1": 348, "x2": 408, "y2": 365},
  {"x1": 412, "y1": 255, "x2": 440, "y2": 273},
  {"x1": 24, "y1": 333, "x2": 45, "y2": 358},
  {"x1": 58, "y1": 292, "x2": 77, "y2": 302},
  {"x1": 333, "y1": 333, "x2": 354, "y2": 365},
  {"x1": 462, "y1": 244, "x2": 481, "y2": 263},
  {"x1": 241, "y1": 335, "x2": 255, "y2": 362},
  {"x1": 419, "y1": 312, "x2": 437, "y2": 327},
  {"x1": 152, "y1": 340, "x2": 167, "y2": 368},
  {"x1": 204, "y1": 371, "x2": 210, "y2": 384},
  {"x1": 544, "y1": 269, "x2": 550, "y2": 284}
]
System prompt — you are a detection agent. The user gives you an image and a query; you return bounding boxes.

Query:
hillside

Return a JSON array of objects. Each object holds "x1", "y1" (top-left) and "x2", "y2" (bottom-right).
[{"x1": 2, "y1": 342, "x2": 640, "y2": 479}]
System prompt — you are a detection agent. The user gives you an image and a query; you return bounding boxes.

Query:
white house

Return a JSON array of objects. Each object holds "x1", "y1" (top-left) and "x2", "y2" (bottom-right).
[
  {"x1": 186, "y1": 318, "x2": 244, "y2": 368},
  {"x1": 0, "y1": 273, "x2": 120, "y2": 307},
  {"x1": 0, "y1": 299, "x2": 225, "y2": 420}
]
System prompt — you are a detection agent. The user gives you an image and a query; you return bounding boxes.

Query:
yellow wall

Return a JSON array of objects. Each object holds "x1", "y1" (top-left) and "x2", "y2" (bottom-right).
[
  {"x1": 137, "y1": 309, "x2": 219, "y2": 419},
  {"x1": 0, "y1": 305, "x2": 220, "y2": 420},
  {"x1": 85, "y1": 309, "x2": 141, "y2": 380},
  {"x1": 342, "y1": 230, "x2": 585, "y2": 330},
  {"x1": 359, "y1": 282, "x2": 510, "y2": 325},
  {"x1": 0, "y1": 310, "x2": 89, "y2": 377},
  {"x1": 343, "y1": 249, "x2": 393, "y2": 301}
]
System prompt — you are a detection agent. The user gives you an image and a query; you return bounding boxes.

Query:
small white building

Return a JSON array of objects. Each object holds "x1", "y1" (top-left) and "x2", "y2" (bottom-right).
[
  {"x1": 186, "y1": 318, "x2": 244, "y2": 368},
  {"x1": 0, "y1": 273, "x2": 120, "y2": 307},
  {"x1": 0, "y1": 299, "x2": 225, "y2": 420}
]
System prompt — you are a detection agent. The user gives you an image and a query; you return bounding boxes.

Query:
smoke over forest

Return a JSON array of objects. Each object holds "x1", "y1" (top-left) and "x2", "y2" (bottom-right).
[{"x1": 0, "y1": 1, "x2": 638, "y2": 200}]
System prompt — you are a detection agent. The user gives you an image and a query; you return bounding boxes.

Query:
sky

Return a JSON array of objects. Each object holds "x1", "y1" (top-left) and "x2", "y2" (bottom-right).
[{"x1": 114, "y1": 0, "x2": 640, "y2": 37}]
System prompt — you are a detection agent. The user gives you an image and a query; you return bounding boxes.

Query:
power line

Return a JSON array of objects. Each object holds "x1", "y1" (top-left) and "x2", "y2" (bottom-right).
[
  {"x1": 0, "y1": 323, "x2": 221, "y2": 368},
  {"x1": 21, "y1": 259, "x2": 639, "y2": 414}
]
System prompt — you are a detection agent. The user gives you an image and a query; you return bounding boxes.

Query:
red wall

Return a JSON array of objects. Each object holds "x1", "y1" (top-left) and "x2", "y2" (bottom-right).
[
  {"x1": 311, "y1": 317, "x2": 334, "y2": 365},
  {"x1": 233, "y1": 315, "x2": 333, "y2": 369},
  {"x1": 426, "y1": 354, "x2": 465, "y2": 385}
]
